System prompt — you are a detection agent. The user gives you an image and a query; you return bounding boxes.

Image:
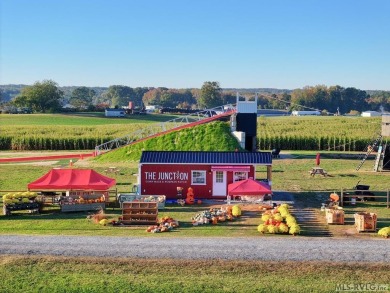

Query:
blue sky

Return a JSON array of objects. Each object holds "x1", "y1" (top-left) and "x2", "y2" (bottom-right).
[{"x1": 1, "y1": 0, "x2": 389, "y2": 90}]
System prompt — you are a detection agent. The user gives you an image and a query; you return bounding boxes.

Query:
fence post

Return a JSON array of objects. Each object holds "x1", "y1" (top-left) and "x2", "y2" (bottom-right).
[
  {"x1": 387, "y1": 189, "x2": 389, "y2": 209},
  {"x1": 340, "y1": 188, "x2": 343, "y2": 207}
]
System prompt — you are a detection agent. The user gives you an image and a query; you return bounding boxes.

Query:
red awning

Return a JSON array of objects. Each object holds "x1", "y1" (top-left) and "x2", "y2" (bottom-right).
[
  {"x1": 211, "y1": 166, "x2": 251, "y2": 172},
  {"x1": 228, "y1": 178, "x2": 272, "y2": 196},
  {"x1": 28, "y1": 169, "x2": 116, "y2": 191}
]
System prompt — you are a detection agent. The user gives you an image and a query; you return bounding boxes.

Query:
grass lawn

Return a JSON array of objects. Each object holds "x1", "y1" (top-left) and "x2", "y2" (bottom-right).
[
  {"x1": 1, "y1": 255, "x2": 389, "y2": 293},
  {"x1": 0, "y1": 112, "x2": 180, "y2": 126},
  {"x1": 0, "y1": 203, "x2": 262, "y2": 237}
]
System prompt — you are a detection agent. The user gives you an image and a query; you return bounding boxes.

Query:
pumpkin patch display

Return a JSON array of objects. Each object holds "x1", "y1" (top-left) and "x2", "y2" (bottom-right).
[
  {"x1": 258, "y1": 204, "x2": 300, "y2": 235},
  {"x1": 145, "y1": 216, "x2": 179, "y2": 233},
  {"x1": 191, "y1": 206, "x2": 240, "y2": 226}
]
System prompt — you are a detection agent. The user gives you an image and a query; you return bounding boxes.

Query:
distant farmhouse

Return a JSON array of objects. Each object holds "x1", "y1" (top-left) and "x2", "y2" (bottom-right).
[{"x1": 291, "y1": 110, "x2": 321, "y2": 116}]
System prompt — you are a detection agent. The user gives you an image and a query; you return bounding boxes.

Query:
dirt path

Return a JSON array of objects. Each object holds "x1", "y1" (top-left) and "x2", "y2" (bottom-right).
[{"x1": 293, "y1": 208, "x2": 332, "y2": 237}]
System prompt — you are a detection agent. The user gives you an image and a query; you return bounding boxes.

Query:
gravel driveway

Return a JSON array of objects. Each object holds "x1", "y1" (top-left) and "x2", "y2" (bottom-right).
[{"x1": 1, "y1": 235, "x2": 389, "y2": 262}]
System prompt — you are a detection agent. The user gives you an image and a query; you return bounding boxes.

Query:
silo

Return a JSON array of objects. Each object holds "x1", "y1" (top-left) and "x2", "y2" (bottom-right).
[
  {"x1": 382, "y1": 114, "x2": 390, "y2": 137},
  {"x1": 382, "y1": 114, "x2": 390, "y2": 170}
]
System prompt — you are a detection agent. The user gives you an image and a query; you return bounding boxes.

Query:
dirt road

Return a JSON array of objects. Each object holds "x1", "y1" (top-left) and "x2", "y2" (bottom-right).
[{"x1": 0, "y1": 235, "x2": 388, "y2": 262}]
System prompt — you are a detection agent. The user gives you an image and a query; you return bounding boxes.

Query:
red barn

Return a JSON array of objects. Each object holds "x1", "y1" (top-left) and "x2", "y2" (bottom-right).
[{"x1": 138, "y1": 151, "x2": 272, "y2": 199}]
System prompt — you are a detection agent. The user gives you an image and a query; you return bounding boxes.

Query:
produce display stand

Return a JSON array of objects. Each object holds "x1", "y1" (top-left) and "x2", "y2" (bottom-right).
[
  {"x1": 354, "y1": 212, "x2": 377, "y2": 232},
  {"x1": 325, "y1": 208, "x2": 344, "y2": 224},
  {"x1": 2, "y1": 192, "x2": 41, "y2": 216},
  {"x1": 3, "y1": 202, "x2": 40, "y2": 216},
  {"x1": 59, "y1": 191, "x2": 107, "y2": 212},
  {"x1": 121, "y1": 202, "x2": 158, "y2": 225},
  {"x1": 61, "y1": 202, "x2": 105, "y2": 212},
  {"x1": 118, "y1": 194, "x2": 166, "y2": 209}
]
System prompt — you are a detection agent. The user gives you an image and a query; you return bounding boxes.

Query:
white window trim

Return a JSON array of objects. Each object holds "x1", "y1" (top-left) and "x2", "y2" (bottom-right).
[
  {"x1": 233, "y1": 171, "x2": 248, "y2": 182},
  {"x1": 191, "y1": 170, "x2": 206, "y2": 185}
]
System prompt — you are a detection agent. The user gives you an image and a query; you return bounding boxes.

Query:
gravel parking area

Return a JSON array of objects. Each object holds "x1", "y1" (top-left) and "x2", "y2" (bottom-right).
[{"x1": 0, "y1": 235, "x2": 388, "y2": 262}]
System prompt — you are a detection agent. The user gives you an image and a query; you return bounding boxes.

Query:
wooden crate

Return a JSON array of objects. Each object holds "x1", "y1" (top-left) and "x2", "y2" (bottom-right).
[
  {"x1": 325, "y1": 208, "x2": 344, "y2": 224},
  {"x1": 354, "y1": 212, "x2": 377, "y2": 232},
  {"x1": 121, "y1": 202, "x2": 158, "y2": 225},
  {"x1": 117, "y1": 194, "x2": 166, "y2": 209}
]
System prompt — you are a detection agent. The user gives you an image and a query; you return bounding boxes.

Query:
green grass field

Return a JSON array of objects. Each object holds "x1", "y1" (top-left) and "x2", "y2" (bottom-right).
[
  {"x1": 0, "y1": 112, "x2": 180, "y2": 125},
  {"x1": 1, "y1": 255, "x2": 389, "y2": 293}
]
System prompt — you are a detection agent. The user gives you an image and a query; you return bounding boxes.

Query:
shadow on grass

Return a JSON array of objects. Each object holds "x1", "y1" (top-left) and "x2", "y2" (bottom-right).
[{"x1": 0, "y1": 208, "x2": 123, "y2": 221}]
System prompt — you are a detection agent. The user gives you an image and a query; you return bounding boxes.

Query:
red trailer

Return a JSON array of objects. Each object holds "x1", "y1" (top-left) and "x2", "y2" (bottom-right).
[{"x1": 138, "y1": 151, "x2": 272, "y2": 199}]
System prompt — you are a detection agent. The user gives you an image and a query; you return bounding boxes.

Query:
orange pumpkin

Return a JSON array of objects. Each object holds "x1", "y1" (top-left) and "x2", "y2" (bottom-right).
[
  {"x1": 226, "y1": 205, "x2": 233, "y2": 214},
  {"x1": 218, "y1": 216, "x2": 226, "y2": 222}
]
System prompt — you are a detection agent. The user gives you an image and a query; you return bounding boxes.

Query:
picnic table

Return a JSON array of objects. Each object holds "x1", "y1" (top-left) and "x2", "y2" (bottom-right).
[
  {"x1": 105, "y1": 167, "x2": 120, "y2": 174},
  {"x1": 309, "y1": 167, "x2": 328, "y2": 177}
]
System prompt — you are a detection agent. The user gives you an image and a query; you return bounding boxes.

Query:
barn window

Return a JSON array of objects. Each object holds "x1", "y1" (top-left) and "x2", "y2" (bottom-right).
[
  {"x1": 234, "y1": 171, "x2": 248, "y2": 182},
  {"x1": 192, "y1": 170, "x2": 206, "y2": 185}
]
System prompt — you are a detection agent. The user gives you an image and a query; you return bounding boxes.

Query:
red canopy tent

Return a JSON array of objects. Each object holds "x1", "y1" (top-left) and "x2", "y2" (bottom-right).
[
  {"x1": 28, "y1": 169, "x2": 116, "y2": 191},
  {"x1": 228, "y1": 178, "x2": 272, "y2": 198}
]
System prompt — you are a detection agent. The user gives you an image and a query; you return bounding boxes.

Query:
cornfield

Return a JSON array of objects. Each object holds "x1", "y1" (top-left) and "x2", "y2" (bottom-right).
[
  {"x1": 256, "y1": 116, "x2": 382, "y2": 151},
  {"x1": 0, "y1": 116, "x2": 383, "y2": 151}
]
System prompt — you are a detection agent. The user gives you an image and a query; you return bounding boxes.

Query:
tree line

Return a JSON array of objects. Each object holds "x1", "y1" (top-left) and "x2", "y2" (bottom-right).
[
  {"x1": 261, "y1": 85, "x2": 390, "y2": 114},
  {"x1": 1, "y1": 80, "x2": 389, "y2": 114}
]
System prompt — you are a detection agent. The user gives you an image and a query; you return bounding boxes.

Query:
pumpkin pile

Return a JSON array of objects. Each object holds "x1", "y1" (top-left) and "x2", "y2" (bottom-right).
[
  {"x1": 88, "y1": 209, "x2": 120, "y2": 226},
  {"x1": 257, "y1": 203, "x2": 300, "y2": 235},
  {"x1": 76, "y1": 196, "x2": 105, "y2": 204},
  {"x1": 191, "y1": 205, "x2": 241, "y2": 226},
  {"x1": 146, "y1": 216, "x2": 179, "y2": 233},
  {"x1": 2, "y1": 192, "x2": 38, "y2": 205},
  {"x1": 378, "y1": 226, "x2": 390, "y2": 238}
]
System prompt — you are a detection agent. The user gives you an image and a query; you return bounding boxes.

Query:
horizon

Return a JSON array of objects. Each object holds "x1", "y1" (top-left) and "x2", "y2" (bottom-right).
[
  {"x1": 0, "y1": 83, "x2": 387, "y2": 92},
  {"x1": 1, "y1": 0, "x2": 390, "y2": 91}
]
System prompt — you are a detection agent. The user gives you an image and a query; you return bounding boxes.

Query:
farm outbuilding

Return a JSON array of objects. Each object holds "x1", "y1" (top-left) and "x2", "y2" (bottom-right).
[
  {"x1": 382, "y1": 114, "x2": 390, "y2": 137},
  {"x1": 105, "y1": 108, "x2": 125, "y2": 117},
  {"x1": 361, "y1": 111, "x2": 381, "y2": 117},
  {"x1": 138, "y1": 151, "x2": 272, "y2": 200},
  {"x1": 291, "y1": 110, "x2": 321, "y2": 116}
]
